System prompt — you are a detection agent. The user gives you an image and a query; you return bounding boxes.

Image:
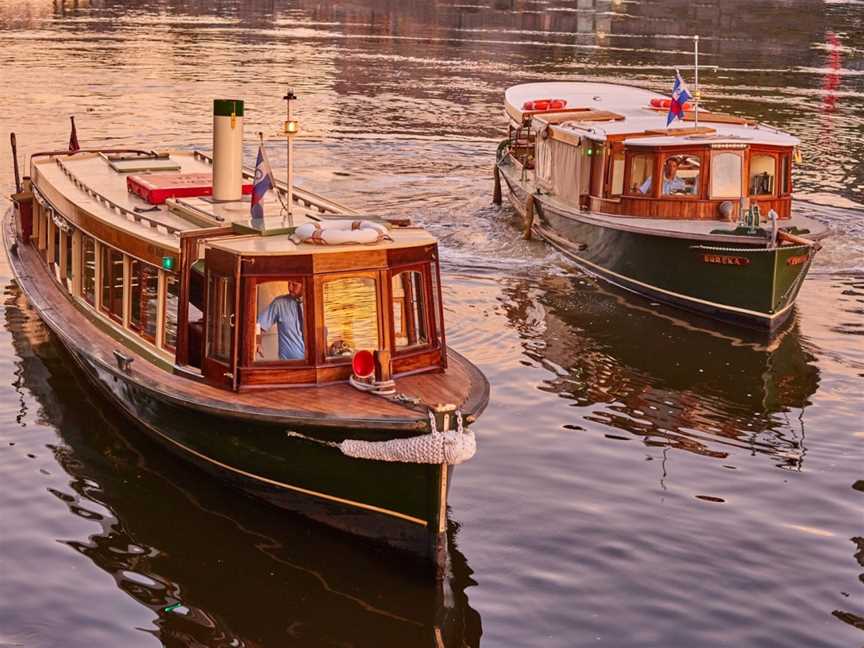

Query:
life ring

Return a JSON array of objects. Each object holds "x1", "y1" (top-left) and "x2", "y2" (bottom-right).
[
  {"x1": 649, "y1": 97, "x2": 694, "y2": 110},
  {"x1": 293, "y1": 220, "x2": 392, "y2": 245},
  {"x1": 522, "y1": 98, "x2": 568, "y2": 112}
]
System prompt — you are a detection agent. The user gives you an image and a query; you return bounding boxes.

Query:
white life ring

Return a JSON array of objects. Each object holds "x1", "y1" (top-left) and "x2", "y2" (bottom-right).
[{"x1": 293, "y1": 220, "x2": 391, "y2": 245}]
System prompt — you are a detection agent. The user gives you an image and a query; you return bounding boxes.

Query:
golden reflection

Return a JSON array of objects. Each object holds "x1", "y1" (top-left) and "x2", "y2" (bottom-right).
[{"x1": 323, "y1": 276, "x2": 379, "y2": 357}]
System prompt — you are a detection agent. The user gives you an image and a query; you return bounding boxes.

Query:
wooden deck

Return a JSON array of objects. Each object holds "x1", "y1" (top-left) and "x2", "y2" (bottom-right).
[{"x1": 4, "y1": 209, "x2": 489, "y2": 432}]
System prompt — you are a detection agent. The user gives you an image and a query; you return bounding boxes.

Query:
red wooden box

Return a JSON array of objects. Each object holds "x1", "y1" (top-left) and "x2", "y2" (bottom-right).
[{"x1": 128, "y1": 173, "x2": 253, "y2": 205}]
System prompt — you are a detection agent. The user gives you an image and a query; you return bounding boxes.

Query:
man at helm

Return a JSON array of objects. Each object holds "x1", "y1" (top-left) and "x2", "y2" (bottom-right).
[
  {"x1": 639, "y1": 157, "x2": 689, "y2": 195},
  {"x1": 257, "y1": 280, "x2": 305, "y2": 360}
]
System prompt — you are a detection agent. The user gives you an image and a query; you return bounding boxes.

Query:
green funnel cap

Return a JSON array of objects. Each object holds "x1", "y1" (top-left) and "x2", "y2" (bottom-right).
[{"x1": 213, "y1": 99, "x2": 244, "y2": 117}]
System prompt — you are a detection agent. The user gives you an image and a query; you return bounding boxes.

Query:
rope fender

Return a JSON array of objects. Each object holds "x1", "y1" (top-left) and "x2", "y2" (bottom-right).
[{"x1": 286, "y1": 410, "x2": 477, "y2": 465}]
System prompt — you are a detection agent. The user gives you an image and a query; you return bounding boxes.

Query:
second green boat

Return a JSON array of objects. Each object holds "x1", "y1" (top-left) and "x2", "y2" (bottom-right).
[{"x1": 495, "y1": 81, "x2": 829, "y2": 331}]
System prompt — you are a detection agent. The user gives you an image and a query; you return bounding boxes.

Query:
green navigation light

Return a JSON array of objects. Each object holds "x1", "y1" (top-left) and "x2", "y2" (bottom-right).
[{"x1": 162, "y1": 256, "x2": 175, "y2": 271}]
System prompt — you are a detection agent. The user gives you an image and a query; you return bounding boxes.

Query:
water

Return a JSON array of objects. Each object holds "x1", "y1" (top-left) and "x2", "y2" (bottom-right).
[{"x1": 1, "y1": 1, "x2": 863, "y2": 646}]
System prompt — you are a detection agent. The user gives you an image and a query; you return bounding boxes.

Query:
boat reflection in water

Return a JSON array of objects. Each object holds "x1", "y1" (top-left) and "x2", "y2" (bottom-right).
[
  {"x1": 500, "y1": 273, "x2": 820, "y2": 470},
  {"x1": 5, "y1": 283, "x2": 481, "y2": 647}
]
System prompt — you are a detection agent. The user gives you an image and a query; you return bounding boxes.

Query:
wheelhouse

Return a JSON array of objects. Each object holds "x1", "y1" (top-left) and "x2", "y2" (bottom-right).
[
  {"x1": 504, "y1": 83, "x2": 799, "y2": 222},
  {"x1": 23, "y1": 150, "x2": 446, "y2": 392}
]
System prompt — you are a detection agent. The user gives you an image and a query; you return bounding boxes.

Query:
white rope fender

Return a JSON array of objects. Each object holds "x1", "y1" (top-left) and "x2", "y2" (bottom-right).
[{"x1": 285, "y1": 410, "x2": 477, "y2": 465}]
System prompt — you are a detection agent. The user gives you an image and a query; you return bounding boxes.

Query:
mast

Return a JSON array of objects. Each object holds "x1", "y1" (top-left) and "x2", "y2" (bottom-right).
[
  {"x1": 283, "y1": 87, "x2": 298, "y2": 227},
  {"x1": 694, "y1": 35, "x2": 700, "y2": 128}
]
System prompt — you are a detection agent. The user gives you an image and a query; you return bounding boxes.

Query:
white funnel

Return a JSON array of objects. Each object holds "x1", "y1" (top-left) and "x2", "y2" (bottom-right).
[{"x1": 212, "y1": 99, "x2": 244, "y2": 201}]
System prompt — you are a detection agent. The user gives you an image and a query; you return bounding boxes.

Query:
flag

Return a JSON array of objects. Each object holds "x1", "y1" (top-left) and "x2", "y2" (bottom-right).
[
  {"x1": 68, "y1": 116, "x2": 80, "y2": 153},
  {"x1": 666, "y1": 71, "x2": 692, "y2": 127},
  {"x1": 250, "y1": 143, "x2": 274, "y2": 222}
]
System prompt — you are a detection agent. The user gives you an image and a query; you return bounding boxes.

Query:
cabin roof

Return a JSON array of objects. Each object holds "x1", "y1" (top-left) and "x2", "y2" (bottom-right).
[
  {"x1": 32, "y1": 151, "x2": 433, "y2": 257},
  {"x1": 506, "y1": 82, "x2": 799, "y2": 147}
]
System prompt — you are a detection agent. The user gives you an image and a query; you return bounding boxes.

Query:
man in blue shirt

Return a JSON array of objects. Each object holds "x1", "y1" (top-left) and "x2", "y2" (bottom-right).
[
  {"x1": 257, "y1": 280, "x2": 305, "y2": 360},
  {"x1": 639, "y1": 157, "x2": 690, "y2": 195}
]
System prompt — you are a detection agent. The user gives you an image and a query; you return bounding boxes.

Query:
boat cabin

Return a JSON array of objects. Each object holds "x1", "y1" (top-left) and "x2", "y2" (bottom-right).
[
  {"x1": 504, "y1": 82, "x2": 798, "y2": 222},
  {"x1": 20, "y1": 147, "x2": 446, "y2": 392}
]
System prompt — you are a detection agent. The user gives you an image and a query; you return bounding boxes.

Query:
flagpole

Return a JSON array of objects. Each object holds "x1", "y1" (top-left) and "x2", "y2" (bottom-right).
[
  {"x1": 283, "y1": 87, "x2": 297, "y2": 228},
  {"x1": 694, "y1": 35, "x2": 700, "y2": 128}
]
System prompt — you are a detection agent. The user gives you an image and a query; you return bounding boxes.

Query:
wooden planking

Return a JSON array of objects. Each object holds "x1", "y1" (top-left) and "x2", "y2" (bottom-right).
[
  {"x1": 387, "y1": 244, "x2": 437, "y2": 268},
  {"x1": 590, "y1": 195, "x2": 792, "y2": 220},
  {"x1": 242, "y1": 254, "x2": 313, "y2": 276},
  {"x1": 312, "y1": 249, "x2": 386, "y2": 274},
  {"x1": 6, "y1": 218, "x2": 487, "y2": 429}
]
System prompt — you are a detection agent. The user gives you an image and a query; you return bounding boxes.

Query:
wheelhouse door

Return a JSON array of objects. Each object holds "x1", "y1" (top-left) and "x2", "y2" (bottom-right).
[{"x1": 202, "y1": 247, "x2": 241, "y2": 390}]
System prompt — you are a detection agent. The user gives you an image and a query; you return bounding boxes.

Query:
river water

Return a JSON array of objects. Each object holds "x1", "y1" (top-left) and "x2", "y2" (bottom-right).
[{"x1": 0, "y1": 1, "x2": 862, "y2": 646}]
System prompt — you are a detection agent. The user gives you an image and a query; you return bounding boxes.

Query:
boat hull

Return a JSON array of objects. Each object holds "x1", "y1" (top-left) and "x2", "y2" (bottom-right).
[
  {"x1": 499, "y1": 159, "x2": 817, "y2": 330},
  {"x1": 2, "y1": 206, "x2": 461, "y2": 575}
]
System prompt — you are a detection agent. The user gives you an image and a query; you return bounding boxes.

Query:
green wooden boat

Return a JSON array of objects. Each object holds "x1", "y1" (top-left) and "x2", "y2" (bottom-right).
[
  {"x1": 495, "y1": 82, "x2": 829, "y2": 330},
  {"x1": 6, "y1": 95, "x2": 488, "y2": 578}
]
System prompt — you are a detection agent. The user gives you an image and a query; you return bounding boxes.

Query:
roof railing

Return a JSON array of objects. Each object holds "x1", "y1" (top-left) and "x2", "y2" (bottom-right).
[{"x1": 54, "y1": 157, "x2": 182, "y2": 237}]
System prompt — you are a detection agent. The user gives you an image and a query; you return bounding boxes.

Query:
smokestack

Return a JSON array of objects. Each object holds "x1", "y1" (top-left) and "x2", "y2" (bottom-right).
[{"x1": 212, "y1": 99, "x2": 244, "y2": 201}]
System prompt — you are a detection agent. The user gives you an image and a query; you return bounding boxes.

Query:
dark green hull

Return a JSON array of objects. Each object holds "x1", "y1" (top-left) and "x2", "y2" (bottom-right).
[
  {"x1": 500, "y1": 158, "x2": 821, "y2": 330},
  {"x1": 70, "y1": 345, "x2": 454, "y2": 571}
]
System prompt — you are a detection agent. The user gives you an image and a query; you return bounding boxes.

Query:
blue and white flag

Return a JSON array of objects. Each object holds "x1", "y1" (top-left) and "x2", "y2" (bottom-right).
[
  {"x1": 251, "y1": 144, "x2": 274, "y2": 221},
  {"x1": 666, "y1": 71, "x2": 693, "y2": 127}
]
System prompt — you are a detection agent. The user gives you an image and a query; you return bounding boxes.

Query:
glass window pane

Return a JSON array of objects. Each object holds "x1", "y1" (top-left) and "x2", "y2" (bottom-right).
[
  {"x1": 256, "y1": 280, "x2": 306, "y2": 362},
  {"x1": 781, "y1": 155, "x2": 791, "y2": 194},
  {"x1": 101, "y1": 247, "x2": 124, "y2": 320},
  {"x1": 323, "y1": 277, "x2": 379, "y2": 358},
  {"x1": 164, "y1": 273, "x2": 179, "y2": 351},
  {"x1": 629, "y1": 153, "x2": 655, "y2": 195},
  {"x1": 610, "y1": 156, "x2": 625, "y2": 196},
  {"x1": 710, "y1": 152, "x2": 743, "y2": 198},
  {"x1": 206, "y1": 275, "x2": 234, "y2": 363},
  {"x1": 392, "y1": 271, "x2": 428, "y2": 350},
  {"x1": 129, "y1": 260, "x2": 158, "y2": 341},
  {"x1": 64, "y1": 230, "x2": 73, "y2": 288},
  {"x1": 661, "y1": 154, "x2": 701, "y2": 196},
  {"x1": 51, "y1": 223, "x2": 60, "y2": 271},
  {"x1": 749, "y1": 154, "x2": 775, "y2": 195},
  {"x1": 82, "y1": 235, "x2": 96, "y2": 305}
]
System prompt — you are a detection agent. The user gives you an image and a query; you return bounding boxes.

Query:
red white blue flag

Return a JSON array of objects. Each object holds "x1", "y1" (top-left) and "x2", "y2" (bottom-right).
[
  {"x1": 666, "y1": 71, "x2": 692, "y2": 127},
  {"x1": 251, "y1": 143, "x2": 274, "y2": 221}
]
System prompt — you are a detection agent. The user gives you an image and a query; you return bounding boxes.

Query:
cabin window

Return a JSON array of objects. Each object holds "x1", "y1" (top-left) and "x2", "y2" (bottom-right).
[
  {"x1": 323, "y1": 276, "x2": 379, "y2": 359},
  {"x1": 63, "y1": 230, "x2": 73, "y2": 290},
  {"x1": 710, "y1": 151, "x2": 743, "y2": 198},
  {"x1": 206, "y1": 274, "x2": 234, "y2": 363},
  {"x1": 627, "y1": 153, "x2": 655, "y2": 196},
  {"x1": 81, "y1": 235, "x2": 96, "y2": 305},
  {"x1": 49, "y1": 221, "x2": 59, "y2": 271},
  {"x1": 391, "y1": 271, "x2": 428, "y2": 351},
  {"x1": 100, "y1": 247, "x2": 124, "y2": 321},
  {"x1": 129, "y1": 260, "x2": 159, "y2": 342},
  {"x1": 660, "y1": 154, "x2": 701, "y2": 197},
  {"x1": 163, "y1": 273, "x2": 180, "y2": 351},
  {"x1": 255, "y1": 279, "x2": 306, "y2": 362},
  {"x1": 607, "y1": 151, "x2": 625, "y2": 197},
  {"x1": 749, "y1": 154, "x2": 775, "y2": 196},
  {"x1": 780, "y1": 155, "x2": 792, "y2": 195},
  {"x1": 37, "y1": 208, "x2": 48, "y2": 251}
]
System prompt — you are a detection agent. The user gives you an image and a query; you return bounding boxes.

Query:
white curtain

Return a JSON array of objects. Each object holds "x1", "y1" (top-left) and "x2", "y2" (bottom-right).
[{"x1": 536, "y1": 136, "x2": 583, "y2": 207}]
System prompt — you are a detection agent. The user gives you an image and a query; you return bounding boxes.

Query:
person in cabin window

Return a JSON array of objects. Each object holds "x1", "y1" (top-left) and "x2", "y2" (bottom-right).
[
  {"x1": 257, "y1": 280, "x2": 305, "y2": 360},
  {"x1": 639, "y1": 157, "x2": 688, "y2": 195}
]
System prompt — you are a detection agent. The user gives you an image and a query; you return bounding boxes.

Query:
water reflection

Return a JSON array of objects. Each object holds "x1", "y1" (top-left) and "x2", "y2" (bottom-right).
[
  {"x1": 500, "y1": 273, "x2": 820, "y2": 470},
  {"x1": 5, "y1": 282, "x2": 481, "y2": 647}
]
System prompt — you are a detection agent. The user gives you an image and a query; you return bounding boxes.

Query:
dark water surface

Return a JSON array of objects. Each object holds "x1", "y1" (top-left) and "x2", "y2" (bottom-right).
[{"x1": 1, "y1": 1, "x2": 863, "y2": 646}]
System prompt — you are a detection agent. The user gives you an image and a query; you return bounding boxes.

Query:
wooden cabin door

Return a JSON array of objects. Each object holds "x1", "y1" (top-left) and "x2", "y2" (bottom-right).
[{"x1": 202, "y1": 247, "x2": 241, "y2": 390}]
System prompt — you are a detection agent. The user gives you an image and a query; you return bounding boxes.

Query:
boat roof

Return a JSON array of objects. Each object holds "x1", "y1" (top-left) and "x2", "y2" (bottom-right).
[
  {"x1": 505, "y1": 82, "x2": 799, "y2": 148},
  {"x1": 31, "y1": 151, "x2": 435, "y2": 256}
]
